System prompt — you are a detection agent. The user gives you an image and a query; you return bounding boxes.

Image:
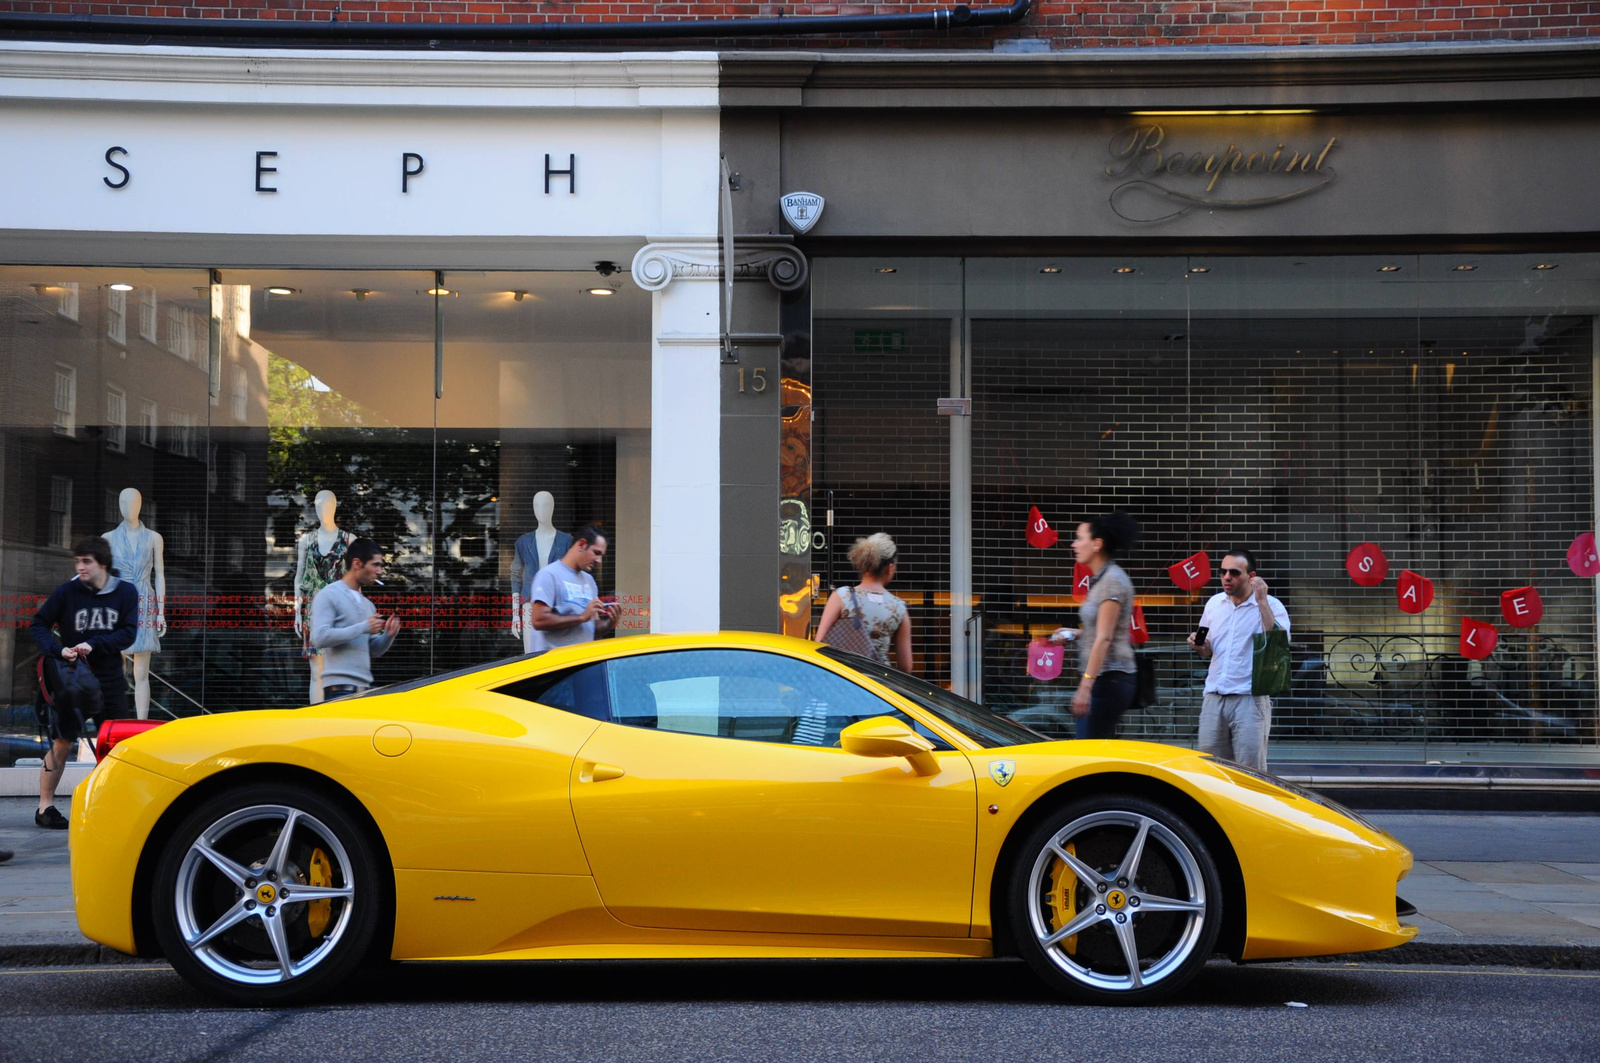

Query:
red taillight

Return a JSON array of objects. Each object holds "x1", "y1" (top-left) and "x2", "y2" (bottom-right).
[{"x1": 94, "y1": 719, "x2": 164, "y2": 762}]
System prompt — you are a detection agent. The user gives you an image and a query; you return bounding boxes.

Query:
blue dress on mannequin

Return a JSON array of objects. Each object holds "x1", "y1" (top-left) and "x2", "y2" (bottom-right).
[{"x1": 108, "y1": 523, "x2": 160, "y2": 653}]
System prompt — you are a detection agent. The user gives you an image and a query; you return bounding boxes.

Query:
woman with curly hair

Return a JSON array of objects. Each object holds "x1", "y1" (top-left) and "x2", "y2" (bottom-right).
[
  {"x1": 1052, "y1": 511, "x2": 1141, "y2": 739},
  {"x1": 815, "y1": 532, "x2": 914, "y2": 673}
]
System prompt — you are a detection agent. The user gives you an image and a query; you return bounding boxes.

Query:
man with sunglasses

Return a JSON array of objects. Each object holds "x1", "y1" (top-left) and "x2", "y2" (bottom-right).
[{"x1": 1188, "y1": 549, "x2": 1290, "y2": 771}]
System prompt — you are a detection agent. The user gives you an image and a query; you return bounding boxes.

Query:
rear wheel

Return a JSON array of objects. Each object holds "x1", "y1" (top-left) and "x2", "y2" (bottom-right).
[
  {"x1": 1007, "y1": 795, "x2": 1222, "y2": 1004},
  {"x1": 151, "y1": 782, "x2": 381, "y2": 1005}
]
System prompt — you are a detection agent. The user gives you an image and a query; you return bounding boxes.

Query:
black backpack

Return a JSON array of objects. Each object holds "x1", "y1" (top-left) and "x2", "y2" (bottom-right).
[{"x1": 35, "y1": 657, "x2": 103, "y2": 736}]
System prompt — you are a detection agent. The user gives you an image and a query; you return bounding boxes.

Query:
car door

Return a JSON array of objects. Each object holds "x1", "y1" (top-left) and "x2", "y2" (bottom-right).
[{"x1": 568, "y1": 648, "x2": 978, "y2": 938}]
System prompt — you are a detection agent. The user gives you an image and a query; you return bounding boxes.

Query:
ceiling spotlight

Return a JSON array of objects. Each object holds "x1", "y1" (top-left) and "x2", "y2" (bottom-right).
[
  {"x1": 266, "y1": 286, "x2": 297, "y2": 295},
  {"x1": 1452, "y1": 264, "x2": 1478, "y2": 272},
  {"x1": 876, "y1": 267, "x2": 898, "y2": 274},
  {"x1": 1188, "y1": 266, "x2": 1210, "y2": 274},
  {"x1": 1039, "y1": 266, "x2": 1062, "y2": 274},
  {"x1": 587, "y1": 286, "x2": 617, "y2": 297},
  {"x1": 510, "y1": 290, "x2": 529, "y2": 302},
  {"x1": 109, "y1": 283, "x2": 135, "y2": 292},
  {"x1": 349, "y1": 288, "x2": 371, "y2": 301},
  {"x1": 1531, "y1": 263, "x2": 1559, "y2": 270},
  {"x1": 427, "y1": 287, "x2": 452, "y2": 296},
  {"x1": 1113, "y1": 267, "x2": 1137, "y2": 274},
  {"x1": 1376, "y1": 265, "x2": 1402, "y2": 273}
]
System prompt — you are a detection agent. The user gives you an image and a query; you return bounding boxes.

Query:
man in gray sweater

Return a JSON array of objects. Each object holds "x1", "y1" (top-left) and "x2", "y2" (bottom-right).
[{"x1": 310, "y1": 538, "x2": 400, "y2": 699}]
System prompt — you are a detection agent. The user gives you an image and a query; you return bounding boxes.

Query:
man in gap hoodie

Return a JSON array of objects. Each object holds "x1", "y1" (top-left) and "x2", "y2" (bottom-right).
[{"x1": 29, "y1": 536, "x2": 139, "y2": 829}]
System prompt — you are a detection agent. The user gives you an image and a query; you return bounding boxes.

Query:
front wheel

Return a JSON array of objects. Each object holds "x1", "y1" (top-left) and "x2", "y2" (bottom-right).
[
  {"x1": 151, "y1": 782, "x2": 383, "y2": 1005},
  {"x1": 1007, "y1": 795, "x2": 1222, "y2": 1005}
]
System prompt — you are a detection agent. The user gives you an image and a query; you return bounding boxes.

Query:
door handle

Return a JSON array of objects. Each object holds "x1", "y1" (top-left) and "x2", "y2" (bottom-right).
[{"x1": 580, "y1": 761, "x2": 626, "y2": 783}]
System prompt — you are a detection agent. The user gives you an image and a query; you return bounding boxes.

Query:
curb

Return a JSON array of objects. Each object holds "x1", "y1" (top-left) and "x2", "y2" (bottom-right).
[
  {"x1": 3, "y1": 941, "x2": 1598, "y2": 970},
  {"x1": 1301, "y1": 941, "x2": 1600, "y2": 970}
]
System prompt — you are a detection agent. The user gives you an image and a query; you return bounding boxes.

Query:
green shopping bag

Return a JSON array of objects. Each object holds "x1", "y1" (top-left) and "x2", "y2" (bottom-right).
[{"x1": 1251, "y1": 628, "x2": 1291, "y2": 697}]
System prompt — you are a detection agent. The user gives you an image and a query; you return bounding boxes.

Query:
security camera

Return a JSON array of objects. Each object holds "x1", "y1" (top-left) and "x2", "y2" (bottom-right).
[{"x1": 594, "y1": 261, "x2": 619, "y2": 277}]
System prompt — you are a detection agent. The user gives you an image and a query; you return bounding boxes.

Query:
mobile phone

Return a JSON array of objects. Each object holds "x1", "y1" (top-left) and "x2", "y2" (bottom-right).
[{"x1": 1193, "y1": 625, "x2": 1210, "y2": 646}]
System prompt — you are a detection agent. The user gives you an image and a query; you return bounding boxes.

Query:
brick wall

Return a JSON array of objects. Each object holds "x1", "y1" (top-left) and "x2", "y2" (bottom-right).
[{"x1": 2, "y1": 1, "x2": 1597, "y2": 49}]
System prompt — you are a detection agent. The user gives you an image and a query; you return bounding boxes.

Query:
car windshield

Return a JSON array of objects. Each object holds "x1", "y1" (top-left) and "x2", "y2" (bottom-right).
[{"x1": 820, "y1": 648, "x2": 1048, "y2": 749}]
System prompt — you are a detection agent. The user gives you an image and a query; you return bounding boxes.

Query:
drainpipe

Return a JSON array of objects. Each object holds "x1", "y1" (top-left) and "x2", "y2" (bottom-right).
[{"x1": 0, "y1": 1, "x2": 1031, "y2": 44}]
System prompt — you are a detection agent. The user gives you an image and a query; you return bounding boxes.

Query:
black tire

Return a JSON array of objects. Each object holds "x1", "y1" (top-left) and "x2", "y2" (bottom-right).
[
  {"x1": 1006, "y1": 794, "x2": 1222, "y2": 1005},
  {"x1": 151, "y1": 781, "x2": 383, "y2": 1006}
]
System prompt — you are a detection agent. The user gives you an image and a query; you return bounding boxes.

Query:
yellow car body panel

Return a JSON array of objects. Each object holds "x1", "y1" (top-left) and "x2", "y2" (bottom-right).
[{"x1": 74, "y1": 631, "x2": 1414, "y2": 967}]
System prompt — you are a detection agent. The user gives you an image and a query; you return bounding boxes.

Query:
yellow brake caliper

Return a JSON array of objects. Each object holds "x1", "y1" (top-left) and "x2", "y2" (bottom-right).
[
  {"x1": 1046, "y1": 842, "x2": 1079, "y2": 956},
  {"x1": 307, "y1": 848, "x2": 333, "y2": 938}
]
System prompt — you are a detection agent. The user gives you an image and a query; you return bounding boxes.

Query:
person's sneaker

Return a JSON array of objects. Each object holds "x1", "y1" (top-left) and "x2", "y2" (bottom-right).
[
  {"x1": 34, "y1": 806, "x2": 68, "y2": 830},
  {"x1": 0, "y1": 850, "x2": 13, "y2": 864}
]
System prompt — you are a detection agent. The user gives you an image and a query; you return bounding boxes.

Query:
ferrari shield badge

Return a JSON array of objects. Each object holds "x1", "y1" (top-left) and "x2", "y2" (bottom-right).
[
  {"x1": 780, "y1": 191, "x2": 825, "y2": 234},
  {"x1": 989, "y1": 760, "x2": 1016, "y2": 787}
]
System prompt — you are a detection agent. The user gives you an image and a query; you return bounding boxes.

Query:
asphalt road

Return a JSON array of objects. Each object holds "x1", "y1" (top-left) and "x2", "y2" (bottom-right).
[{"x1": 0, "y1": 959, "x2": 1595, "y2": 1062}]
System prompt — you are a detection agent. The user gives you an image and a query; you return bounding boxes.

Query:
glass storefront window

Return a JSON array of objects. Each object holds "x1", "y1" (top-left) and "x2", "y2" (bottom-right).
[
  {"x1": 810, "y1": 253, "x2": 1600, "y2": 763},
  {"x1": 1, "y1": 265, "x2": 649, "y2": 753}
]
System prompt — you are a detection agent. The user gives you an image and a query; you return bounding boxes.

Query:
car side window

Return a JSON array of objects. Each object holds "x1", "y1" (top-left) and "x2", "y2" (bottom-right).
[
  {"x1": 602, "y1": 649, "x2": 951, "y2": 749},
  {"x1": 494, "y1": 663, "x2": 609, "y2": 722}
]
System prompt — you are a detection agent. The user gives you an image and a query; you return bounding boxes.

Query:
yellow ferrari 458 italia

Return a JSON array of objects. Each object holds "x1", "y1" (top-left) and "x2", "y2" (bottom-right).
[{"x1": 71, "y1": 632, "x2": 1416, "y2": 1006}]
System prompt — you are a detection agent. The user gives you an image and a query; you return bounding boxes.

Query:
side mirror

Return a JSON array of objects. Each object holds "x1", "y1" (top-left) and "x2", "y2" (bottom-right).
[{"x1": 839, "y1": 716, "x2": 939, "y2": 776}]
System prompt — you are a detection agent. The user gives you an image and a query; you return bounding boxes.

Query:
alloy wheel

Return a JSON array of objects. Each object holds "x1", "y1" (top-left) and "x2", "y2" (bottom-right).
[{"x1": 1023, "y1": 809, "x2": 1209, "y2": 993}]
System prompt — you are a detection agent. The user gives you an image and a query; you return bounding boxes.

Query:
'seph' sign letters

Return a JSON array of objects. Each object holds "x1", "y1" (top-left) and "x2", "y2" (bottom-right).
[
  {"x1": 1168, "y1": 551, "x2": 1211, "y2": 592},
  {"x1": 1396, "y1": 570, "x2": 1434, "y2": 615},
  {"x1": 1459, "y1": 617, "x2": 1499, "y2": 660},
  {"x1": 1026, "y1": 506, "x2": 1059, "y2": 549},
  {"x1": 1071, "y1": 563, "x2": 1093, "y2": 602},
  {"x1": 1027, "y1": 639, "x2": 1065, "y2": 681},
  {"x1": 1500, "y1": 586, "x2": 1543, "y2": 628},
  {"x1": 1345, "y1": 542, "x2": 1389, "y2": 587}
]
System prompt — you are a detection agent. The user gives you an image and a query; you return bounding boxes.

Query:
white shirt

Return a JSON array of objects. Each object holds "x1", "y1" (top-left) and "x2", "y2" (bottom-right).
[{"x1": 1200, "y1": 591, "x2": 1291, "y2": 696}]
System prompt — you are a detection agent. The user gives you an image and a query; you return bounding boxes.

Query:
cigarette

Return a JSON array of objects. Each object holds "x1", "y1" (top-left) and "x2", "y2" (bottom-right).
[{"x1": 372, "y1": 578, "x2": 386, "y2": 586}]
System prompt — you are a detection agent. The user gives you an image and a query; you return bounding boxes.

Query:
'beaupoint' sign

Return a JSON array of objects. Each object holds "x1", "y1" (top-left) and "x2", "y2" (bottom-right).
[{"x1": 1105, "y1": 124, "x2": 1339, "y2": 223}]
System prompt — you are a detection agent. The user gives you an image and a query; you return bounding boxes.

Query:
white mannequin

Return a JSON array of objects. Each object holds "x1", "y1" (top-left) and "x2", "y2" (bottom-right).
[
  {"x1": 512, "y1": 491, "x2": 569, "y2": 653},
  {"x1": 106, "y1": 488, "x2": 166, "y2": 720},
  {"x1": 294, "y1": 490, "x2": 354, "y2": 704}
]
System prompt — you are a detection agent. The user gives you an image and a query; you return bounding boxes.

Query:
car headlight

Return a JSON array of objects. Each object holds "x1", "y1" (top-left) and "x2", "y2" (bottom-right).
[{"x1": 1203, "y1": 755, "x2": 1386, "y2": 835}]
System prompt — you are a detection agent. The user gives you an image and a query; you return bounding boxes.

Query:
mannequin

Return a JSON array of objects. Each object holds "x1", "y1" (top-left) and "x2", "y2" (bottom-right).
[
  {"x1": 106, "y1": 488, "x2": 166, "y2": 720},
  {"x1": 294, "y1": 490, "x2": 354, "y2": 704},
  {"x1": 510, "y1": 491, "x2": 573, "y2": 653}
]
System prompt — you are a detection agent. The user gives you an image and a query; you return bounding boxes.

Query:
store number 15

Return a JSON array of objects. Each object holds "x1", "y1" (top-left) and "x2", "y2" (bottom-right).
[{"x1": 736, "y1": 367, "x2": 769, "y2": 393}]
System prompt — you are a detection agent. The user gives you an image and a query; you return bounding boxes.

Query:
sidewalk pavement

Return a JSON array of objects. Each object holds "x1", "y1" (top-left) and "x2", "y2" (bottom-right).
[{"x1": 1, "y1": 796, "x2": 1597, "y2": 967}]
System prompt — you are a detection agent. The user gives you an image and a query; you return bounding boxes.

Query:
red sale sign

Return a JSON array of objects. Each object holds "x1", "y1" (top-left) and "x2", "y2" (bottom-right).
[
  {"x1": 1345, "y1": 542, "x2": 1389, "y2": 587},
  {"x1": 1025, "y1": 506, "x2": 1058, "y2": 549},
  {"x1": 1129, "y1": 601, "x2": 1150, "y2": 645},
  {"x1": 1168, "y1": 552, "x2": 1211, "y2": 592},
  {"x1": 1500, "y1": 586, "x2": 1543, "y2": 628},
  {"x1": 1396, "y1": 570, "x2": 1434, "y2": 615},
  {"x1": 1027, "y1": 639, "x2": 1065, "y2": 681},
  {"x1": 1568, "y1": 532, "x2": 1600, "y2": 578},
  {"x1": 1459, "y1": 617, "x2": 1499, "y2": 660},
  {"x1": 1071, "y1": 563, "x2": 1093, "y2": 602}
]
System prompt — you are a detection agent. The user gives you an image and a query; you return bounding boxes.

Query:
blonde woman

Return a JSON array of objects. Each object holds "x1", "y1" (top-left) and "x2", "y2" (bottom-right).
[{"x1": 815, "y1": 533, "x2": 914, "y2": 673}]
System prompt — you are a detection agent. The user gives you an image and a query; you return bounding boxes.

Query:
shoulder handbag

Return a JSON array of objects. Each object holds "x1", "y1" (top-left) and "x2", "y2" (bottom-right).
[
  {"x1": 1251, "y1": 628, "x2": 1291, "y2": 697},
  {"x1": 1133, "y1": 651, "x2": 1158, "y2": 710},
  {"x1": 820, "y1": 587, "x2": 883, "y2": 662}
]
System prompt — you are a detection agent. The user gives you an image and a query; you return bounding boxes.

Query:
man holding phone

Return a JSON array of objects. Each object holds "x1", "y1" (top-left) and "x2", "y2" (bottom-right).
[
  {"x1": 527, "y1": 524, "x2": 616, "y2": 655},
  {"x1": 310, "y1": 538, "x2": 400, "y2": 700},
  {"x1": 1188, "y1": 548, "x2": 1290, "y2": 771}
]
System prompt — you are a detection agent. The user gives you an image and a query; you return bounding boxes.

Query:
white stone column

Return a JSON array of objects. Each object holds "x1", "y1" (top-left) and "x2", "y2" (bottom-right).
[{"x1": 635, "y1": 238, "x2": 724, "y2": 633}]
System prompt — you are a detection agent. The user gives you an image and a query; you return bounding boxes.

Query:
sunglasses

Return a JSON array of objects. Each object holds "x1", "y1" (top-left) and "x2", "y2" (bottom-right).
[{"x1": 1222, "y1": 567, "x2": 1250, "y2": 578}]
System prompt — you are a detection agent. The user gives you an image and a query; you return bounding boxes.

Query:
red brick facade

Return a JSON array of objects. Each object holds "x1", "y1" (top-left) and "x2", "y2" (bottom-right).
[{"x1": 2, "y1": 1, "x2": 1597, "y2": 49}]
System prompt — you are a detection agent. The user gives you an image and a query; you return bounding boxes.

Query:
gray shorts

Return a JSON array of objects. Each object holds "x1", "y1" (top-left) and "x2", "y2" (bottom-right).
[{"x1": 1198, "y1": 692, "x2": 1272, "y2": 771}]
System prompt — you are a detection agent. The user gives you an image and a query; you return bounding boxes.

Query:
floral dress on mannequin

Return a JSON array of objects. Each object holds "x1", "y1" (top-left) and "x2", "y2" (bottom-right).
[
  {"x1": 298, "y1": 531, "x2": 353, "y2": 656},
  {"x1": 108, "y1": 523, "x2": 161, "y2": 653}
]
